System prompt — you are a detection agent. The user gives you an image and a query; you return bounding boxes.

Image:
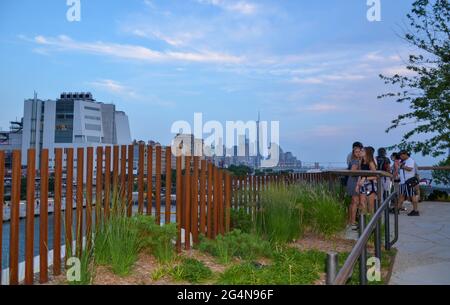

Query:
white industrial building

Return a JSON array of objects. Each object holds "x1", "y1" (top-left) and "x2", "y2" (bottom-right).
[{"x1": 21, "y1": 92, "x2": 132, "y2": 168}]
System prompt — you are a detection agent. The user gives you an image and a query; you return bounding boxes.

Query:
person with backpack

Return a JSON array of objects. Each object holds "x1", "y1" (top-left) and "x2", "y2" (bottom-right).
[
  {"x1": 398, "y1": 150, "x2": 420, "y2": 216},
  {"x1": 377, "y1": 148, "x2": 391, "y2": 200}
]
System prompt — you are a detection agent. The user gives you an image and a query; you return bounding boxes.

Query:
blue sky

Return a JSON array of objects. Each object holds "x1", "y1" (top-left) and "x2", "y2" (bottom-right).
[{"x1": 0, "y1": 0, "x2": 440, "y2": 165}]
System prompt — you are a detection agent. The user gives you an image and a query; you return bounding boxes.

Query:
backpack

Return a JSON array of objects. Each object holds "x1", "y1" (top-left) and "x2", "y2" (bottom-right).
[{"x1": 376, "y1": 156, "x2": 390, "y2": 172}]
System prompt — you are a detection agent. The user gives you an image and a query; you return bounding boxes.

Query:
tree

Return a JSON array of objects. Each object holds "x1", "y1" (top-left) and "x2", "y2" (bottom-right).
[
  {"x1": 432, "y1": 157, "x2": 450, "y2": 185},
  {"x1": 378, "y1": 0, "x2": 450, "y2": 158}
]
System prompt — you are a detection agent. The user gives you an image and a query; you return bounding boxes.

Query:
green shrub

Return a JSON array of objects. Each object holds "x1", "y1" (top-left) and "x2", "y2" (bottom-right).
[
  {"x1": 170, "y1": 258, "x2": 213, "y2": 283},
  {"x1": 198, "y1": 230, "x2": 272, "y2": 264},
  {"x1": 231, "y1": 208, "x2": 253, "y2": 233},
  {"x1": 94, "y1": 214, "x2": 142, "y2": 276},
  {"x1": 256, "y1": 186, "x2": 302, "y2": 243},
  {"x1": 217, "y1": 247, "x2": 326, "y2": 285},
  {"x1": 135, "y1": 215, "x2": 177, "y2": 263},
  {"x1": 257, "y1": 183, "x2": 346, "y2": 241}
]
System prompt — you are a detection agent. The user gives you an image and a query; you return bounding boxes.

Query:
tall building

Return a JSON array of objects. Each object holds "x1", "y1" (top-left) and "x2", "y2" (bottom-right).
[
  {"x1": 0, "y1": 120, "x2": 23, "y2": 169},
  {"x1": 21, "y1": 92, "x2": 132, "y2": 167}
]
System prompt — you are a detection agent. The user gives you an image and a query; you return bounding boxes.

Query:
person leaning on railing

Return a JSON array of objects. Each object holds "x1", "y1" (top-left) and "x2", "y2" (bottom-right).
[
  {"x1": 355, "y1": 147, "x2": 378, "y2": 215},
  {"x1": 346, "y1": 142, "x2": 363, "y2": 231}
]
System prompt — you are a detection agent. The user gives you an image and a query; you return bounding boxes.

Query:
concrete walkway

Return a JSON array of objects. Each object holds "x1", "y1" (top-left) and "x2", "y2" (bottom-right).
[{"x1": 389, "y1": 201, "x2": 450, "y2": 285}]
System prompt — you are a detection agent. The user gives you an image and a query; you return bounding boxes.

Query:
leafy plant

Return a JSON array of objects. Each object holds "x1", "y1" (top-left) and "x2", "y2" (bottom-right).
[
  {"x1": 135, "y1": 215, "x2": 177, "y2": 263},
  {"x1": 198, "y1": 230, "x2": 272, "y2": 264},
  {"x1": 230, "y1": 208, "x2": 254, "y2": 233},
  {"x1": 170, "y1": 258, "x2": 213, "y2": 283},
  {"x1": 93, "y1": 192, "x2": 142, "y2": 276},
  {"x1": 217, "y1": 247, "x2": 326, "y2": 285}
]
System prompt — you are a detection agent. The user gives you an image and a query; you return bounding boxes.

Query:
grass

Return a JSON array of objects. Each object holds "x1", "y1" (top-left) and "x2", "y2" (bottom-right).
[
  {"x1": 256, "y1": 183, "x2": 347, "y2": 242},
  {"x1": 230, "y1": 208, "x2": 253, "y2": 233},
  {"x1": 135, "y1": 215, "x2": 177, "y2": 263},
  {"x1": 217, "y1": 247, "x2": 326, "y2": 285},
  {"x1": 197, "y1": 230, "x2": 273, "y2": 264},
  {"x1": 170, "y1": 258, "x2": 213, "y2": 284}
]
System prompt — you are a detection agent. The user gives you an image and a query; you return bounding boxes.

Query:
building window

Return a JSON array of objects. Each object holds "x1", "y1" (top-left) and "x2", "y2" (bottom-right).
[
  {"x1": 85, "y1": 115, "x2": 101, "y2": 121},
  {"x1": 86, "y1": 136, "x2": 101, "y2": 143},
  {"x1": 85, "y1": 106, "x2": 100, "y2": 112},
  {"x1": 85, "y1": 124, "x2": 102, "y2": 131}
]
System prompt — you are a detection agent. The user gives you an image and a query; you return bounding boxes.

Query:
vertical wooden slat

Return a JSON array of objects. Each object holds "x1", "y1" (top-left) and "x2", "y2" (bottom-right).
[
  {"x1": 207, "y1": 162, "x2": 213, "y2": 239},
  {"x1": 155, "y1": 146, "x2": 162, "y2": 224},
  {"x1": 191, "y1": 156, "x2": 199, "y2": 243},
  {"x1": 120, "y1": 145, "x2": 127, "y2": 202},
  {"x1": 176, "y1": 155, "x2": 182, "y2": 252},
  {"x1": 65, "y1": 148, "x2": 74, "y2": 259},
  {"x1": 75, "y1": 148, "x2": 84, "y2": 258},
  {"x1": 138, "y1": 144, "x2": 145, "y2": 214},
  {"x1": 112, "y1": 146, "x2": 119, "y2": 198},
  {"x1": 218, "y1": 169, "x2": 224, "y2": 235},
  {"x1": 53, "y1": 148, "x2": 62, "y2": 276},
  {"x1": 39, "y1": 149, "x2": 49, "y2": 283},
  {"x1": 127, "y1": 145, "x2": 134, "y2": 217},
  {"x1": 104, "y1": 146, "x2": 111, "y2": 219},
  {"x1": 9, "y1": 151, "x2": 21, "y2": 285},
  {"x1": 86, "y1": 147, "x2": 94, "y2": 249},
  {"x1": 184, "y1": 156, "x2": 191, "y2": 249},
  {"x1": 0, "y1": 151, "x2": 4, "y2": 285},
  {"x1": 199, "y1": 160, "x2": 206, "y2": 235},
  {"x1": 96, "y1": 146, "x2": 103, "y2": 225},
  {"x1": 146, "y1": 145, "x2": 153, "y2": 216},
  {"x1": 213, "y1": 166, "x2": 219, "y2": 238},
  {"x1": 225, "y1": 173, "x2": 231, "y2": 233},
  {"x1": 25, "y1": 149, "x2": 36, "y2": 284},
  {"x1": 165, "y1": 147, "x2": 172, "y2": 224},
  {"x1": 232, "y1": 176, "x2": 238, "y2": 210}
]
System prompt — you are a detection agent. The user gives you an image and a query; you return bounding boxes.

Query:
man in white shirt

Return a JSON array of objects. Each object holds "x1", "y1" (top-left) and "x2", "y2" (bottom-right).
[{"x1": 398, "y1": 150, "x2": 420, "y2": 216}]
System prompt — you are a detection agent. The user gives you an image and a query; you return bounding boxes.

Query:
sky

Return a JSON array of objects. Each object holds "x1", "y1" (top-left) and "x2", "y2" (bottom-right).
[{"x1": 0, "y1": 0, "x2": 441, "y2": 166}]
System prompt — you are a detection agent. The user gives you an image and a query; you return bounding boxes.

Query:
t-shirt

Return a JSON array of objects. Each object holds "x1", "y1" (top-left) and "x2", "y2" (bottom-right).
[
  {"x1": 399, "y1": 157, "x2": 416, "y2": 184},
  {"x1": 347, "y1": 152, "x2": 353, "y2": 168}
]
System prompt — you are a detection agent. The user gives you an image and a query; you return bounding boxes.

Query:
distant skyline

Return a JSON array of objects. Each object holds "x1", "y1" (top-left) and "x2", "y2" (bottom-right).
[{"x1": 0, "y1": 0, "x2": 441, "y2": 165}]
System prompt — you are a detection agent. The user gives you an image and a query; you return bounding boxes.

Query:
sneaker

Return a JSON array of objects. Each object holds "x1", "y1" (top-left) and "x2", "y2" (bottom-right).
[
  {"x1": 389, "y1": 208, "x2": 396, "y2": 214},
  {"x1": 407, "y1": 210, "x2": 420, "y2": 216},
  {"x1": 351, "y1": 224, "x2": 358, "y2": 231}
]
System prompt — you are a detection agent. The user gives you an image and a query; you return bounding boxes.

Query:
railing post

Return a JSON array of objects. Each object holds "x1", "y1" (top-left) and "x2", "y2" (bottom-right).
[
  {"x1": 374, "y1": 177, "x2": 382, "y2": 260},
  {"x1": 359, "y1": 213, "x2": 367, "y2": 285},
  {"x1": 326, "y1": 252, "x2": 339, "y2": 285}
]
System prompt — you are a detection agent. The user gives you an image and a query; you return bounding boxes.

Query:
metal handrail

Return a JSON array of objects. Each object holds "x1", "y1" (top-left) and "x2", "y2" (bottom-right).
[{"x1": 332, "y1": 191, "x2": 398, "y2": 285}]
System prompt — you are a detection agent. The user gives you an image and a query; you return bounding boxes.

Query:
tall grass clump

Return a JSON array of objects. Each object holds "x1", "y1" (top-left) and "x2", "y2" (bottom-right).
[
  {"x1": 94, "y1": 191, "x2": 142, "y2": 276},
  {"x1": 257, "y1": 183, "x2": 346, "y2": 242},
  {"x1": 198, "y1": 230, "x2": 272, "y2": 264},
  {"x1": 135, "y1": 215, "x2": 177, "y2": 263},
  {"x1": 292, "y1": 183, "x2": 347, "y2": 237},
  {"x1": 256, "y1": 185, "x2": 303, "y2": 243}
]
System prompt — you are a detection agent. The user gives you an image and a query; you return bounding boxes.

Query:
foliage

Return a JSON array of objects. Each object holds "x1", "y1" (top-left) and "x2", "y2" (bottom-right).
[
  {"x1": 170, "y1": 258, "x2": 213, "y2": 283},
  {"x1": 217, "y1": 247, "x2": 326, "y2": 285},
  {"x1": 228, "y1": 165, "x2": 253, "y2": 176},
  {"x1": 378, "y1": 0, "x2": 450, "y2": 157},
  {"x1": 197, "y1": 230, "x2": 273, "y2": 264},
  {"x1": 94, "y1": 213, "x2": 142, "y2": 276},
  {"x1": 135, "y1": 215, "x2": 177, "y2": 263},
  {"x1": 427, "y1": 189, "x2": 449, "y2": 201},
  {"x1": 256, "y1": 186, "x2": 303, "y2": 243},
  {"x1": 67, "y1": 245, "x2": 94, "y2": 285},
  {"x1": 230, "y1": 208, "x2": 254, "y2": 233},
  {"x1": 257, "y1": 184, "x2": 346, "y2": 242},
  {"x1": 432, "y1": 157, "x2": 450, "y2": 185}
]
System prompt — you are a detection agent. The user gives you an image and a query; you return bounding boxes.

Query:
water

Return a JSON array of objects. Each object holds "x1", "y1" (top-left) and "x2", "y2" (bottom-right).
[{"x1": 1, "y1": 203, "x2": 177, "y2": 270}]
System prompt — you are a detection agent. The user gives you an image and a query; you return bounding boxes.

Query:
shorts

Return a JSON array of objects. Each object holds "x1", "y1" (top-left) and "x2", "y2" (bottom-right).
[
  {"x1": 360, "y1": 181, "x2": 377, "y2": 195},
  {"x1": 400, "y1": 183, "x2": 416, "y2": 197}
]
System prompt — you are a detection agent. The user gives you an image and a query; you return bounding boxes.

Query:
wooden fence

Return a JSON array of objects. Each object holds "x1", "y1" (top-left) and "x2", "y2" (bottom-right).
[{"x1": 0, "y1": 146, "x2": 332, "y2": 285}]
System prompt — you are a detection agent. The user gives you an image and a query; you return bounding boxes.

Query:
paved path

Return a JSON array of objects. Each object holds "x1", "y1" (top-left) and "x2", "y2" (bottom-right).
[{"x1": 389, "y1": 201, "x2": 450, "y2": 285}]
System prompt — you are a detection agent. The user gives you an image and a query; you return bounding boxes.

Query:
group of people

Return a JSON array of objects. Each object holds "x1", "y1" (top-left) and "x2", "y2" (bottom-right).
[{"x1": 345, "y1": 141, "x2": 420, "y2": 231}]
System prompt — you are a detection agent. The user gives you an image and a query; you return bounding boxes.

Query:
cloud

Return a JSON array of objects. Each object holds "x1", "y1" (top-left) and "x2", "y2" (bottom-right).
[
  {"x1": 297, "y1": 103, "x2": 339, "y2": 113},
  {"x1": 196, "y1": 0, "x2": 258, "y2": 15},
  {"x1": 88, "y1": 79, "x2": 139, "y2": 99},
  {"x1": 32, "y1": 35, "x2": 243, "y2": 64},
  {"x1": 290, "y1": 73, "x2": 366, "y2": 85}
]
